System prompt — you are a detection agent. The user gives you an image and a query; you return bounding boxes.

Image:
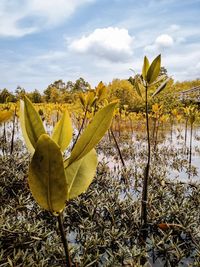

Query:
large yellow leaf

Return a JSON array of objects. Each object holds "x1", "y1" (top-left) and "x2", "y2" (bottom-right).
[
  {"x1": 0, "y1": 110, "x2": 13, "y2": 124},
  {"x1": 142, "y1": 56, "x2": 150, "y2": 81},
  {"x1": 52, "y1": 110, "x2": 72, "y2": 152},
  {"x1": 147, "y1": 54, "x2": 161, "y2": 84},
  {"x1": 29, "y1": 134, "x2": 67, "y2": 213},
  {"x1": 67, "y1": 101, "x2": 117, "y2": 166},
  {"x1": 65, "y1": 149, "x2": 97, "y2": 200},
  {"x1": 20, "y1": 96, "x2": 46, "y2": 151},
  {"x1": 19, "y1": 100, "x2": 34, "y2": 154}
]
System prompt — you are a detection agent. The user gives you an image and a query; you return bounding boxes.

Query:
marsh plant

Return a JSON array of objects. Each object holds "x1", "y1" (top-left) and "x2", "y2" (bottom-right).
[
  {"x1": 19, "y1": 96, "x2": 117, "y2": 266},
  {"x1": 132, "y1": 55, "x2": 170, "y2": 230}
]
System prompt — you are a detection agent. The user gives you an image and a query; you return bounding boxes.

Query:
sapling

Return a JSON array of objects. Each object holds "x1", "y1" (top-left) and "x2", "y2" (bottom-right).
[
  {"x1": 132, "y1": 55, "x2": 169, "y2": 231},
  {"x1": 187, "y1": 106, "x2": 198, "y2": 174},
  {"x1": 0, "y1": 107, "x2": 13, "y2": 155},
  {"x1": 20, "y1": 96, "x2": 117, "y2": 266}
]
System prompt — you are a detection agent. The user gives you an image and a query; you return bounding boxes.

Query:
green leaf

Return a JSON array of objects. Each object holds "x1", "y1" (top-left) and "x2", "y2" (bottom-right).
[
  {"x1": 151, "y1": 77, "x2": 170, "y2": 98},
  {"x1": 79, "y1": 93, "x2": 86, "y2": 108},
  {"x1": 68, "y1": 101, "x2": 117, "y2": 165},
  {"x1": 150, "y1": 74, "x2": 167, "y2": 86},
  {"x1": 52, "y1": 110, "x2": 72, "y2": 152},
  {"x1": 142, "y1": 56, "x2": 150, "y2": 80},
  {"x1": 28, "y1": 134, "x2": 67, "y2": 213},
  {"x1": 65, "y1": 149, "x2": 97, "y2": 200},
  {"x1": 20, "y1": 96, "x2": 46, "y2": 152},
  {"x1": 147, "y1": 54, "x2": 161, "y2": 84},
  {"x1": 134, "y1": 77, "x2": 143, "y2": 98}
]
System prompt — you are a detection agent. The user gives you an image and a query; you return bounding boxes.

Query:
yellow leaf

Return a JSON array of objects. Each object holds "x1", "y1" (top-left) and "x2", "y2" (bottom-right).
[
  {"x1": 20, "y1": 96, "x2": 46, "y2": 152},
  {"x1": 29, "y1": 134, "x2": 67, "y2": 213},
  {"x1": 52, "y1": 110, "x2": 72, "y2": 152},
  {"x1": 0, "y1": 110, "x2": 13, "y2": 124},
  {"x1": 147, "y1": 55, "x2": 161, "y2": 84},
  {"x1": 65, "y1": 149, "x2": 97, "y2": 200},
  {"x1": 68, "y1": 101, "x2": 117, "y2": 165},
  {"x1": 19, "y1": 100, "x2": 35, "y2": 154},
  {"x1": 142, "y1": 56, "x2": 150, "y2": 80}
]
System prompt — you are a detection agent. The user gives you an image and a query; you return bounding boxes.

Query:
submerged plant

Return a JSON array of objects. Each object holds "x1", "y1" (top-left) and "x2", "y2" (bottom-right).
[{"x1": 19, "y1": 96, "x2": 117, "y2": 266}]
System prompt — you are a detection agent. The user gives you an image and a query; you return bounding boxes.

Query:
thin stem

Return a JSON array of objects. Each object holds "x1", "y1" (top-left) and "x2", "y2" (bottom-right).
[
  {"x1": 189, "y1": 122, "x2": 193, "y2": 165},
  {"x1": 3, "y1": 122, "x2": 6, "y2": 155},
  {"x1": 71, "y1": 109, "x2": 87, "y2": 151},
  {"x1": 10, "y1": 107, "x2": 16, "y2": 155},
  {"x1": 57, "y1": 213, "x2": 72, "y2": 267},
  {"x1": 184, "y1": 117, "x2": 188, "y2": 145},
  {"x1": 141, "y1": 84, "x2": 150, "y2": 228},
  {"x1": 110, "y1": 128, "x2": 126, "y2": 168}
]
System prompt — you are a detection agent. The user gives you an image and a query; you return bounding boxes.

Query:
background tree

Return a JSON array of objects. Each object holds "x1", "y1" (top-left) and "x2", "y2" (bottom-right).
[
  {"x1": 108, "y1": 79, "x2": 144, "y2": 112},
  {"x1": 0, "y1": 88, "x2": 16, "y2": 103},
  {"x1": 72, "y1": 77, "x2": 91, "y2": 93},
  {"x1": 15, "y1": 86, "x2": 26, "y2": 100},
  {"x1": 28, "y1": 89, "x2": 42, "y2": 103}
]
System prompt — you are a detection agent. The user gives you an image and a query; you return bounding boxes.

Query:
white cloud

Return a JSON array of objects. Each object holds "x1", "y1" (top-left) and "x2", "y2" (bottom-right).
[
  {"x1": 155, "y1": 34, "x2": 174, "y2": 48},
  {"x1": 0, "y1": 0, "x2": 93, "y2": 37},
  {"x1": 144, "y1": 33, "x2": 174, "y2": 52},
  {"x1": 69, "y1": 27, "x2": 134, "y2": 62}
]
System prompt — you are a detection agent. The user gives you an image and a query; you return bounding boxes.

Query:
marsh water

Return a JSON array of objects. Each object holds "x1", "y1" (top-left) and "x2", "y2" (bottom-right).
[
  {"x1": 1, "y1": 121, "x2": 200, "y2": 184},
  {"x1": 99, "y1": 122, "x2": 200, "y2": 184},
  {"x1": 1, "y1": 120, "x2": 200, "y2": 266}
]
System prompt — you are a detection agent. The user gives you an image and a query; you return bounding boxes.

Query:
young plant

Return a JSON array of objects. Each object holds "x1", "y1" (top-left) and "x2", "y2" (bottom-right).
[
  {"x1": 0, "y1": 106, "x2": 14, "y2": 155},
  {"x1": 20, "y1": 96, "x2": 117, "y2": 266},
  {"x1": 187, "y1": 106, "x2": 198, "y2": 167},
  {"x1": 133, "y1": 55, "x2": 169, "y2": 231}
]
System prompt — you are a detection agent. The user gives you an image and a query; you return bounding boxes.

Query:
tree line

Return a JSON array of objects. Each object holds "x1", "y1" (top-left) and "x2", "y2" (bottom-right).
[{"x1": 1, "y1": 75, "x2": 200, "y2": 113}]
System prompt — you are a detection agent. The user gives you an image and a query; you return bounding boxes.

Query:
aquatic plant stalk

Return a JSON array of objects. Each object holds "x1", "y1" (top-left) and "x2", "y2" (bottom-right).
[
  {"x1": 110, "y1": 128, "x2": 126, "y2": 168},
  {"x1": 10, "y1": 107, "x2": 16, "y2": 155},
  {"x1": 141, "y1": 84, "x2": 150, "y2": 228},
  {"x1": 57, "y1": 213, "x2": 72, "y2": 267},
  {"x1": 71, "y1": 109, "x2": 87, "y2": 151}
]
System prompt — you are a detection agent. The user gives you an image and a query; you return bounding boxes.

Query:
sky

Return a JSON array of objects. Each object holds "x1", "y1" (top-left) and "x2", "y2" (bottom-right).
[{"x1": 0, "y1": 0, "x2": 200, "y2": 92}]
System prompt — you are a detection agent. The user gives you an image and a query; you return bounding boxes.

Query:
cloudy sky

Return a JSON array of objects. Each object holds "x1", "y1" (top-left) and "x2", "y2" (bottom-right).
[{"x1": 0, "y1": 0, "x2": 200, "y2": 91}]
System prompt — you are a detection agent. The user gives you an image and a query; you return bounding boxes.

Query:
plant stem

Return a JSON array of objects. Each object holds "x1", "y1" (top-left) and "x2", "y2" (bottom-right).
[
  {"x1": 110, "y1": 128, "x2": 126, "y2": 167},
  {"x1": 188, "y1": 122, "x2": 193, "y2": 179},
  {"x1": 10, "y1": 107, "x2": 16, "y2": 155},
  {"x1": 57, "y1": 213, "x2": 72, "y2": 267},
  {"x1": 3, "y1": 122, "x2": 7, "y2": 155},
  {"x1": 141, "y1": 84, "x2": 150, "y2": 228},
  {"x1": 71, "y1": 109, "x2": 87, "y2": 151},
  {"x1": 184, "y1": 117, "x2": 188, "y2": 145}
]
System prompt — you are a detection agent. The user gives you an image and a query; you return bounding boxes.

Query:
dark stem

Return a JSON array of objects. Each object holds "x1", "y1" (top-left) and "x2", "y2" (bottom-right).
[
  {"x1": 154, "y1": 119, "x2": 159, "y2": 151},
  {"x1": 57, "y1": 213, "x2": 72, "y2": 267},
  {"x1": 71, "y1": 109, "x2": 87, "y2": 151},
  {"x1": 3, "y1": 122, "x2": 7, "y2": 155},
  {"x1": 10, "y1": 107, "x2": 16, "y2": 155},
  {"x1": 110, "y1": 128, "x2": 126, "y2": 168},
  {"x1": 141, "y1": 85, "x2": 150, "y2": 229},
  {"x1": 57, "y1": 110, "x2": 59, "y2": 123},
  {"x1": 184, "y1": 117, "x2": 188, "y2": 145},
  {"x1": 118, "y1": 113, "x2": 121, "y2": 137},
  {"x1": 189, "y1": 122, "x2": 193, "y2": 166},
  {"x1": 170, "y1": 118, "x2": 173, "y2": 142}
]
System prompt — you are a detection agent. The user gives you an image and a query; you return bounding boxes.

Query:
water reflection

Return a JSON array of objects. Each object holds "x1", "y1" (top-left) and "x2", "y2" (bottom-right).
[{"x1": 99, "y1": 123, "x2": 200, "y2": 183}]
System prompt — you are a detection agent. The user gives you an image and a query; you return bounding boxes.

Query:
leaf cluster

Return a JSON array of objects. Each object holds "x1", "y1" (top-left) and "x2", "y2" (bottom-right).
[{"x1": 20, "y1": 96, "x2": 117, "y2": 215}]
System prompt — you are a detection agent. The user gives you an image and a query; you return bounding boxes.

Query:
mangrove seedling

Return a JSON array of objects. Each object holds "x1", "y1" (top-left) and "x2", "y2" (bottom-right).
[
  {"x1": 20, "y1": 96, "x2": 117, "y2": 266},
  {"x1": 132, "y1": 55, "x2": 169, "y2": 230}
]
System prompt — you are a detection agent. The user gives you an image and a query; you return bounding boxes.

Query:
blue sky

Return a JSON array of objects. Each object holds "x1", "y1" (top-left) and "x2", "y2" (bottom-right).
[{"x1": 0, "y1": 0, "x2": 200, "y2": 92}]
